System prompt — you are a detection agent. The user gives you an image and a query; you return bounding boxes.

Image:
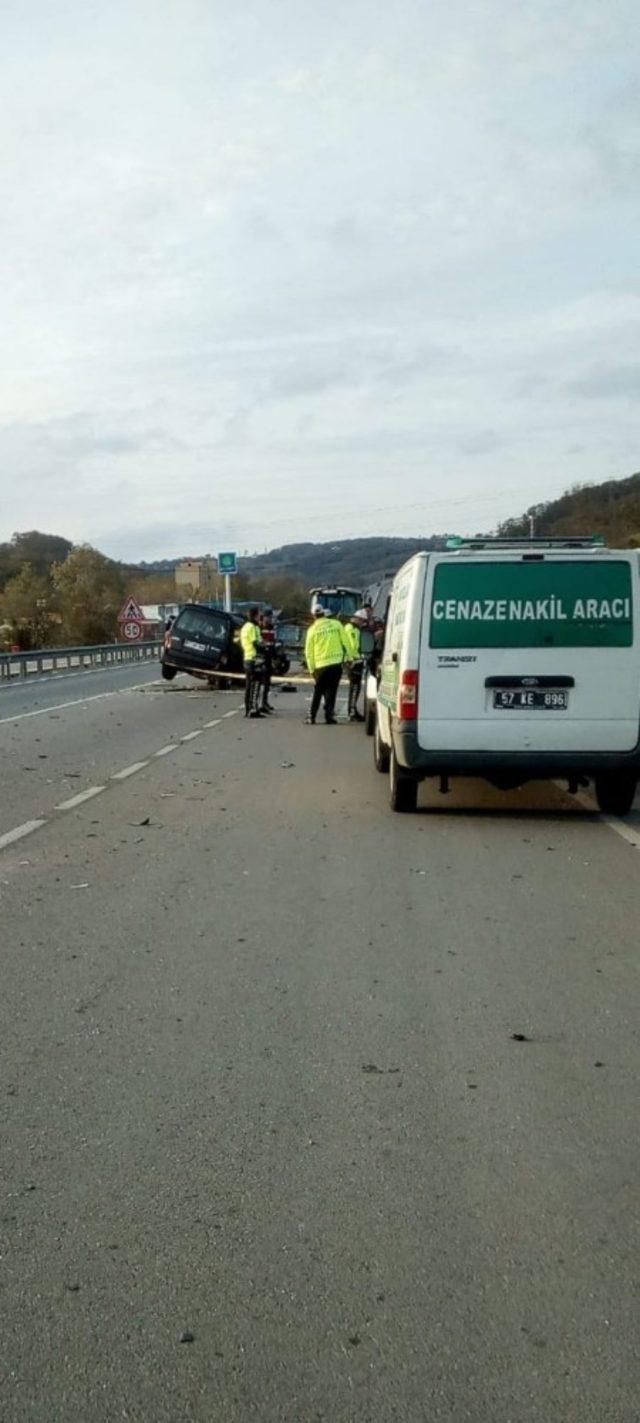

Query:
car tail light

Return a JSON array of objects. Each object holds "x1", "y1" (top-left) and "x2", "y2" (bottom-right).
[{"x1": 398, "y1": 669, "x2": 419, "y2": 721}]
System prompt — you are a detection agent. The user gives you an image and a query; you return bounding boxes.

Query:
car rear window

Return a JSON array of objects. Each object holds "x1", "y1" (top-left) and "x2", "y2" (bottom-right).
[
  {"x1": 429, "y1": 560, "x2": 633, "y2": 648},
  {"x1": 175, "y1": 608, "x2": 230, "y2": 643}
]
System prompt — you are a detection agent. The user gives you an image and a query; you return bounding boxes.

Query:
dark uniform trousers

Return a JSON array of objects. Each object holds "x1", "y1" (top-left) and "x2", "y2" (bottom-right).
[
  {"x1": 244, "y1": 659, "x2": 262, "y2": 716},
  {"x1": 310, "y1": 662, "x2": 343, "y2": 722}
]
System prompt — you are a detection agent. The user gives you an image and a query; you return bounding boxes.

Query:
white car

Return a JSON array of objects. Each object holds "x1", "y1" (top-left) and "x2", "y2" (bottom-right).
[{"x1": 364, "y1": 665, "x2": 378, "y2": 736}]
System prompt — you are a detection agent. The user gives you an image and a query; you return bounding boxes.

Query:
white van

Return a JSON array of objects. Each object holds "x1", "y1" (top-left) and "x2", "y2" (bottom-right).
[{"x1": 374, "y1": 537, "x2": 640, "y2": 814}]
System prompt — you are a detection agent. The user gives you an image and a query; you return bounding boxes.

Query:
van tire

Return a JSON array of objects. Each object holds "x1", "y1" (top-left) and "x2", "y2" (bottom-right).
[
  {"x1": 161, "y1": 663, "x2": 177, "y2": 681},
  {"x1": 374, "y1": 718, "x2": 390, "y2": 773},
  {"x1": 389, "y1": 746, "x2": 418, "y2": 813},
  {"x1": 365, "y1": 698, "x2": 376, "y2": 736},
  {"x1": 594, "y1": 773, "x2": 637, "y2": 816}
]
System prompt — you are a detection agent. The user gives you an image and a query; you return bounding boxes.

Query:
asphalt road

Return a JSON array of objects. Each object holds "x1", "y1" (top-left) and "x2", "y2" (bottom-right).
[{"x1": 1, "y1": 671, "x2": 639, "y2": 1421}]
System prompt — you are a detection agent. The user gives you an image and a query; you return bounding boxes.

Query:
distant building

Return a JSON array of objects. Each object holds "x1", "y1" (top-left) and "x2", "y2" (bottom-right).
[
  {"x1": 174, "y1": 558, "x2": 217, "y2": 600},
  {"x1": 140, "y1": 603, "x2": 180, "y2": 631}
]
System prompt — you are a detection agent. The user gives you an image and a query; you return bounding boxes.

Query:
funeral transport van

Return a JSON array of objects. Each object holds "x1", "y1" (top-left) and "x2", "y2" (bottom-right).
[{"x1": 374, "y1": 537, "x2": 640, "y2": 814}]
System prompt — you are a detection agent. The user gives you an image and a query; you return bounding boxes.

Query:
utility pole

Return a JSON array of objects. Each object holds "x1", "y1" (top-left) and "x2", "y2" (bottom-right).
[{"x1": 528, "y1": 512, "x2": 536, "y2": 539}]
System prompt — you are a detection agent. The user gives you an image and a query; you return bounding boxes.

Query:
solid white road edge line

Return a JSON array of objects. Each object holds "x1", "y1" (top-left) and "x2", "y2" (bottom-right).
[
  {"x1": 573, "y1": 787, "x2": 640, "y2": 848},
  {"x1": 55, "y1": 786, "x2": 106, "y2": 811},
  {"x1": 0, "y1": 819, "x2": 47, "y2": 851},
  {"x1": 554, "y1": 781, "x2": 640, "y2": 849},
  {"x1": 111, "y1": 761, "x2": 150, "y2": 781},
  {"x1": 0, "y1": 681, "x2": 161, "y2": 727}
]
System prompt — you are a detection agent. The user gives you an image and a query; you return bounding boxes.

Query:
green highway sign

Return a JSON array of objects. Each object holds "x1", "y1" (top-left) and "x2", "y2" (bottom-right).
[{"x1": 217, "y1": 551, "x2": 237, "y2": 575}]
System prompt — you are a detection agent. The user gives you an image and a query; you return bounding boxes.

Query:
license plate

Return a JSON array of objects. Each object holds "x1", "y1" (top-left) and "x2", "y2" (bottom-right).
[
  {"x1": 184, "y1": 640, "x2": 207, "y2": 652},
  {"x1": 493, "y1": 689, "x2": 568, "y2": 710}
]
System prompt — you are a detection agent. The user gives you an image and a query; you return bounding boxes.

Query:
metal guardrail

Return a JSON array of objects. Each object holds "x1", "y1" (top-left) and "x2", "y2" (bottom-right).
[{"x1": 0, "y1": 640, "x2": 162, "y2": 682}]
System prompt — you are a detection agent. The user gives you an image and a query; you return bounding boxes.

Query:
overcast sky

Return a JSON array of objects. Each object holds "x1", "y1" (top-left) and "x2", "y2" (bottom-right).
[{"x1": 1, "y1": 0, "x2": 638, "y2": 560}]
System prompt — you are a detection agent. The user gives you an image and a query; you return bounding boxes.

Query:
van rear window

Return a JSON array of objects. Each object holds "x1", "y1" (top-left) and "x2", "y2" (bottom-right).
[{"x1": 430, "y1": 561, "x2": 633, "y2": 648}]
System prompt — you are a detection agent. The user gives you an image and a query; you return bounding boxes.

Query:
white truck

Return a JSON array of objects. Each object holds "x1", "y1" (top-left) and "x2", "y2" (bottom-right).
[
  {"x1": 374, "y1": 536, "x2": 640, "y2": 814},
  {"x1": 309, "y1": 586, "x2": 362, "y2": 618}
]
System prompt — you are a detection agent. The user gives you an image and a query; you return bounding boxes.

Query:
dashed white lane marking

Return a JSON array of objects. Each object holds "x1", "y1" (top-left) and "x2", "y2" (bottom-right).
[
  {"x1": 0, "y1": 681, "x2": 161, "y2": 727},
  {"x1": 0, "y1": 819, "x2": 47, "y2": 851},
  {"x1": 111, "y1": 761, "x2": 150, "y2": 781},
  {"x1": 1, "y1": 700, "x2": 242, "y2": 853},
  {"x1": 55, "y1": 786, "x2": 106, "y2": 811}
]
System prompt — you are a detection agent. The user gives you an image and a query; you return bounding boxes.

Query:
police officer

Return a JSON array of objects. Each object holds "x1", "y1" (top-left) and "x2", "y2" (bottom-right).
[
  {"x1": 240, "y1": 606, "x2": 265, "y2": 718},
  {"x1": 259, "y1": 608, "x2": 276, "y2": 713},
  {"x1": 343, "y1": 611, "x2": 366, "y2": 722},
  {"x1": 304, "y1": 606, "x2": 350, "y2": 724}
]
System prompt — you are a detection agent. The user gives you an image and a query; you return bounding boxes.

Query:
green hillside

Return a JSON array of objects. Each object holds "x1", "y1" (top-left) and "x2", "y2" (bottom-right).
[
  {"x1": 498, "y1": 472, "x2": 640, "y2": 546},
  {"x1": 242, "y1": 536, "x2": 445, "y2": 588}
]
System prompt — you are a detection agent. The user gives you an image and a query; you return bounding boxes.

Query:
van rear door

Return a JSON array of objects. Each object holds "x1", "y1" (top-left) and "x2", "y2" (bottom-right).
[
  {"x1": 418, "y1": 553, "x2": 639, "y2": 754},
  {"x1": 169, "y1": 607, "x2": 232, "y2": 672}
]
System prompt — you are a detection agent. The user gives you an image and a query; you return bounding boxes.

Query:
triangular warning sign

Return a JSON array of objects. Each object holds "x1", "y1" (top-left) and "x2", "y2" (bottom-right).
[{"x1": 118, "y1": 595, "x2": 145, "y2": 622}]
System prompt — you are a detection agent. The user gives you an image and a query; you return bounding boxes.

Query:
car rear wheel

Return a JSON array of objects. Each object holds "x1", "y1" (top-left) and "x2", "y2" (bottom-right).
[
  {"x1": 365, "y1": 697, "x2": 376, "y2": 736},
  {"x1": 389, "y1": 745, "x2": 418, "y2": 813},
  {"x1": 161, "y1": 663, "x2": 177, "y2": 681},
  {"x1": 594, "y1": 773, "x2": 637, "y2": 816},
  {"x1": 374, "y1": 716, "x2": 390, "y2": 773}
]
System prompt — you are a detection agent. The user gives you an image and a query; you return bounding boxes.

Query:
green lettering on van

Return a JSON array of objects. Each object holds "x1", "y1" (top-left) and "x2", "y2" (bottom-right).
[{"x1": 430, "y1": 561, "x2": 633, "y2": 648}]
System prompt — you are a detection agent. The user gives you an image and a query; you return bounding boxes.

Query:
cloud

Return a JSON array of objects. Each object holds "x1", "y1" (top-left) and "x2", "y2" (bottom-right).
[
  {"x1": 568, "y1": 366, "x2": 640, "y2": 399},
  {"x1": 1, "y1": 0, "x2": 639, "y2": 556}
]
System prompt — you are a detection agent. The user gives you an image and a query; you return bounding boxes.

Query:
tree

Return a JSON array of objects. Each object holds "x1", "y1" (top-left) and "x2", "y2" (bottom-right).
[
  {"x1": 52, "y1": 545, "x2": 125, "y2": 644},
  {"x1": 0, "y1": 531, "x2": 73, "y2": 592},
  {"x1": 0, "y1": 564, "x2": 57, "y2": 648}
]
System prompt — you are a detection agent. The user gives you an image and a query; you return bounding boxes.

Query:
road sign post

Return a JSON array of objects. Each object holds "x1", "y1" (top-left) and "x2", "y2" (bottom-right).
[{"x1": 217, "y1": 553, "x2": 237, "y2": 613}]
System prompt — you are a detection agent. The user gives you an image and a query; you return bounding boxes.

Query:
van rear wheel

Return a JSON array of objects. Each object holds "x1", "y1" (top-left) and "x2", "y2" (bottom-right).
[
  {"x1": 161, "y1": 663, "x2": 177, "y2": 681},
  {"x1": 594, "y1": 773, "x2": 637, "y2": 816},
  {"x1": 389, "y1": 746, "x2": 418, "y2": 813},
  {"x1": 374, "y1": 718, "x2": 390, "y2": 773}
]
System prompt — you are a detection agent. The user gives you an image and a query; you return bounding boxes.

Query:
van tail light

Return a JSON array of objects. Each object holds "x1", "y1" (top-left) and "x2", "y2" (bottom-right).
[{"x1": 398, "y1": 669, "x2": 419, "y2": 721}]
